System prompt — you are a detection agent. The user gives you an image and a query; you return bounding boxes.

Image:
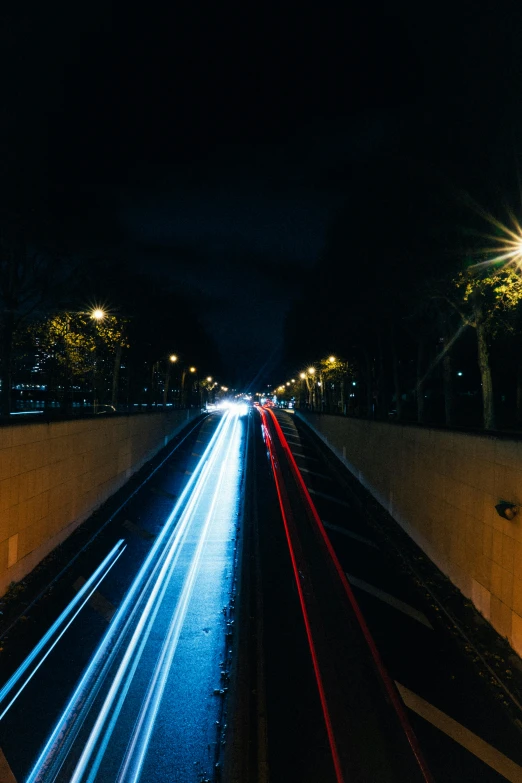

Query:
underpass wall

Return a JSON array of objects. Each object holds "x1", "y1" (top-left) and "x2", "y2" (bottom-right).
[
  {"x1": 0, "y1": 410, "x2": 199, "y2": 595},
  {"x1": 296, "y1": 412, "x2": 522, "y2": 656}
]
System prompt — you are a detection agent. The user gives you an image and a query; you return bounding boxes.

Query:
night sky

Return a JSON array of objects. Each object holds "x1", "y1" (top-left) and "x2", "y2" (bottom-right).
[{"x1": 2, "y1": 3, "x2": 522, "y2": 388}]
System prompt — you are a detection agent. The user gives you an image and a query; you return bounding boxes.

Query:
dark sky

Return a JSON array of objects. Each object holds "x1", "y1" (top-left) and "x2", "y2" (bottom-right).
[{"x1": 3, "y1": 3, "x2": 522, "y2": 387}]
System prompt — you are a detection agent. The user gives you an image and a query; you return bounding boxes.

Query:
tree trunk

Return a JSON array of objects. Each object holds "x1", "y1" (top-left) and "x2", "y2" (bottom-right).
[
  {"x1": 442, "y1": 321, "x2": 455, "y2": 427},
  {"x1": 162, "y1": 359, "x2": 171, "y2": 407},
  {"x1": 476, "y1": 318, "x2": 495, "y2": 430},
  {"x1": 364, "y1": 349, "x2": 373, "y2": 417},
  {"x1": 0, "y1": 312, "x2": 15, "y2": 416},
  {"x1": 390, "y1": 324, "x2": 402, "y2": 420},
  {"x1": 146, "y1": 363, "x2": 154, "y2": 409},
  {"x1": 516, "y1": 360, "x2": 522, "y2": 427},
  {"x1": 112, "y1": 343, "x2": 123, "y2": 408},
  {"x1": 416, "y1": 337, "x2": 425, "y2": 424},
  {"x1": 60, "y1": 350, "x2": 70, "y2": 413},
  {"x1": 376, "y1": 330, "x2": 386, "y2": 417}
]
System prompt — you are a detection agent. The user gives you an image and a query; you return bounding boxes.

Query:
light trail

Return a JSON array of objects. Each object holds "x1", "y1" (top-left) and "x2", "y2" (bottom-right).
[
  {"x1": 0, "y1": 539, "x2": 126, "y2": 721},
  {"x1": 264, "y1": 406, "x2": 434, "y2": 783},
  {"x1": 115, "y1": 414, "x2": 240, "y2": 783},
  {"x1": 70, "y1": 413, "x2": 236, "y2": 783},
  {"x1": 258, "y1": 407, "x2": 345, "y2": 783},
  {"x1": 27, "y1": 406, "x2": 244, "y2": 783},
  {"x1": 29, "y1": 411, "x2": 231, "y2": 783}
]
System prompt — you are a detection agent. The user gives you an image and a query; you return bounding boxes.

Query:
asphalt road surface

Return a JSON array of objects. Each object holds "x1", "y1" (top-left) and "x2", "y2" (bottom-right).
[
  {"x1": 0, "y1": 408, "x2": 246, "y2": 782},
  {"x1": 2, "y1": 405, "x2": 522, "y2": 782}
]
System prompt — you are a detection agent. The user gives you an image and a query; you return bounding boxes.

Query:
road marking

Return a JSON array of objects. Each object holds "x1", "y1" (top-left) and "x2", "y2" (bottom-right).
[
  {"x1": 73, "y1": 577, "x2": 116, "y2": 622},
  {"x1": 0, "y1": 748, "x2": 17, "y2": 783},
  {"x1": 345, "y1": 573, "x2": 433, "y2": 629},
  {"x1": 291, "y1": 452, "x2": 319, "y2": 461},
  {"x1": 396, "y1": 683, "x2": 522, "y2": 782},
  {"x1": 322, "y1": 521, "x2": 379, "y2": 549},
  {"x1": 122, "y1": 520, "x2": 155, "y2": 541},
  {"x1": 307, "y1": 487, "x2": 350, "y2": 506},
  {"x1": 298, "y1": 467, "x2": 332, "y2": 481}
]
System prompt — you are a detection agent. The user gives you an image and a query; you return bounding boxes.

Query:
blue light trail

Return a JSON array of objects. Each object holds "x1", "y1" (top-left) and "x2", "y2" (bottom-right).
[
  {"x1": 25, "y1": 405, "x2": 245, "y2": 783},
  {"x1": 0, "y1": 539, "x2": 126, "y2": 722}
]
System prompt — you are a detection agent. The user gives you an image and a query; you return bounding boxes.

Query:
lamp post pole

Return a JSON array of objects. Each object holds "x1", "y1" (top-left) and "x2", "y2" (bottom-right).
[
  {"x1": 180, "y1": 365, "x2": 196, "y2": 408},
  {"x1": 163, "y1": 354, "x2": 178, "y2": 407},
  {"x1": 90, "y1": 308, "x2": 106, "y2": 413}
]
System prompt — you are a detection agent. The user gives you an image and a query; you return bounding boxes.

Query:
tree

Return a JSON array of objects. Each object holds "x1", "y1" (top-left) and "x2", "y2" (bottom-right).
[
  {"x1": 30, "y1": 311, "x2": 129, "y2": 410},
  {"x1": 0, "y1": 214, "x2": 73, "y2": 415},
  {"x1": 451, "y1": 267, "x2": 522, "y2": 429}
]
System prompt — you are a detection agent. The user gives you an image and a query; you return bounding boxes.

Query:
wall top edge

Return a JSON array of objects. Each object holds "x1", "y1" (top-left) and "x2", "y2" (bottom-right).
[{"x1": 295, "y1": 411, "x2": 522, "y2": 444}]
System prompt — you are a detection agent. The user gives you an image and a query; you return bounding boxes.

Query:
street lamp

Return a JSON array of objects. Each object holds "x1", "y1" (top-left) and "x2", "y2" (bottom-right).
[
  {"x1": 180, "y1": 366, "x2": 197, "y2": 408},
  {"x1": 89, "y1": 308, "x2": 106, "y2": 412},
  {"x1": 163, "y1": 354, "x2": 179, "y2": 406},
  {"x1": 305, "y1": 367, "x2": 316, "y2": 408},
  {"x1": 90, "y1": 308, "x2": 106, "y2": 322}
]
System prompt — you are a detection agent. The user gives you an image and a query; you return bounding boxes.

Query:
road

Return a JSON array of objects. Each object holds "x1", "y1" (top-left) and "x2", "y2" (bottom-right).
[
  {"x1": 2, "y1": 405, "x2": 522, "y2": 781},
  {"x1": 0, "y1": 408, "x2": 246, "y2": 782},
  {"x1": 233, "y1": 407, "x2": 522, "y2": 782}
]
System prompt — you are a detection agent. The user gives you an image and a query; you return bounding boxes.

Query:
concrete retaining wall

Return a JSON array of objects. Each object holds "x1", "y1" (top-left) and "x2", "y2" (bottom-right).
[
  {"x1": 297, "y1": 412, "x2": 522, "y2": 656},
  {"x1": 0, "y1": 409, "x2": 199, "y2": 595}
]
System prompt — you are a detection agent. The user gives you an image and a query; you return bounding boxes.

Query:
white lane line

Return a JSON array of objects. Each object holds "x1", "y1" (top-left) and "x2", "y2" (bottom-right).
[
  {"x1": 307, "y1": 487, "x2": 350, "y2": 506},
  {"x1": 0, "y1": 748, "x2": 18, "y2": 783},
  {"x1": 292, "y1": 452, "x2": 319, "y2": 461},
  {"x1": 298, "y1": 467, "x2": 332, "y2": 480},
  {"x1": 323, "y1": 521, "x2": 379, "y2": 549},
  {"x1": 345, "y1": 572, "x2": 433, "y2": 629},
  {"x1": 396, "y1": 683, "x2": 522, "y2": 782}
]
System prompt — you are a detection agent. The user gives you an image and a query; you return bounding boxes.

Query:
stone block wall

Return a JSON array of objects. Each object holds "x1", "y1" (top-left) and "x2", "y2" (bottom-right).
[
  {"x1": 297, "y1": 412, "x2": 522, "y2": 656},
  {"x1": 0, "y1": 409, "x2": 199, "y2": 595}
]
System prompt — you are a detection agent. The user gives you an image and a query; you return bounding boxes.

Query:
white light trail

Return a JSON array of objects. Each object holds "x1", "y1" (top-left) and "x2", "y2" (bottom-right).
[
  {"x1": 0, "y1": 539, "x2": 126, "y2": 722},
  {"x1": 115, "y1": 415, "x2": 240, "y2": 783},
  {"x1": 28, "y1": 408, "x2": 242, "y2": 783},
  {"x1": 28, "y1": 413, "x2": 231, "y2": 783}
]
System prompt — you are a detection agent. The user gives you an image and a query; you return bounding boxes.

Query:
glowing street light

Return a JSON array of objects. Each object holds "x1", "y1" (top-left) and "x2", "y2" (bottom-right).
[
  {"x1": 190, "y1": 367, "x2": 196, "y2": 373},
  {"x1": 328, "y1": 355, "x2": 336, "y2": 363},
  {"x1": 206, "y1": 376, "x2": 212, "y2": 382},
  {"x1": 90, "y1": 308, "x2": 105, "y2": 321},
  {"x1": 308, "y1": 367, "x2": 315, "y2": 375},
  {"x1": 163, "y1": 354, "x2": 179, "y2": 406},
  {"x1": 300, "y1": 372, "x2": 306, "y2": 379}
]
